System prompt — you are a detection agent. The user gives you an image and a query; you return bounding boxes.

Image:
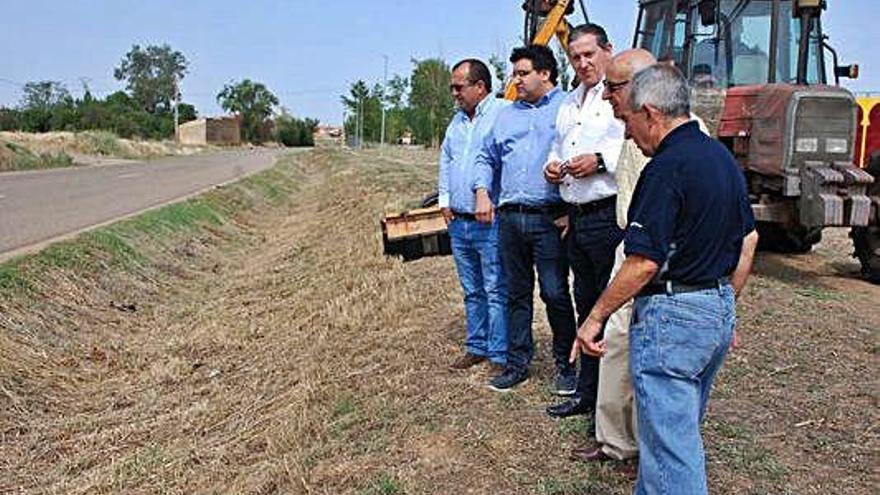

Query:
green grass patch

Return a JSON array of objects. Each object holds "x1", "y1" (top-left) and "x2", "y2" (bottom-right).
[
  {"x1": 707, "y1": 418, "x2": 787, "y2": 482},
  {"x1": 333, "y1": 396, "x2": 357, "y2": 418},
  {"x1": 794, "y1": 286, "x2": 844, "y2": 302},
  {"x1": 0, "y1": 263, "x2": 32, "y2": 292},
  {"x1": 359, "y1": 473, "x2": 400, "y2": 495},
  {"x1": 557, "y1": 415, "x2": 592, "y2": 440}
]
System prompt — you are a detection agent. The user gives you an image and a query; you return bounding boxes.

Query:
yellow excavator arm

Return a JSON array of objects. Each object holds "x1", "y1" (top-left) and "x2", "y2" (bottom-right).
[{"x1": 504, "y1": 0, "x2": 575, "y2": 99}]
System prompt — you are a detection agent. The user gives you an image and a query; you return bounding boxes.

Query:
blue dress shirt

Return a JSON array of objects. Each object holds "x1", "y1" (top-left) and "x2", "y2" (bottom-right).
[
  {"x1": 473, "y1": 87, "x2": 565, "y2": 207},
  {"x1": 438, "y1": 96, "x2": 508, "y2": 213}
]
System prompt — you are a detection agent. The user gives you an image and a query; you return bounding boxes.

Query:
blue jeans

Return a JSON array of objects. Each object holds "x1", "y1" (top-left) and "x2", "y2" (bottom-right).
[
  {"x1": 630, "y1": 284, "x2": 736, "y2": 495},
  {"x1": 498, "y1": 210, "x2": 577, "y2": 373},
  {"x1": 449, "y1": 217, "x2": 508, "y2": 364}
]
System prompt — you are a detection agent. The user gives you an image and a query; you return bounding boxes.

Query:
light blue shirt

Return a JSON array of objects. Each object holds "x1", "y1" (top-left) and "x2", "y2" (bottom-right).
[
  {"x1": 438, "y1": 96, "x2": 507, "y2": 213},
  {"x1": 473, "y1": 87, "x2": 565, "y2": 207}
]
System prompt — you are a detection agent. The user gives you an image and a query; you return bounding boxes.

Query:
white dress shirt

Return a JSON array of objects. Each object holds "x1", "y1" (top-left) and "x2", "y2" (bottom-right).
[{"x1": 546, "y1": 80, "x2": 625, "y2": 205}]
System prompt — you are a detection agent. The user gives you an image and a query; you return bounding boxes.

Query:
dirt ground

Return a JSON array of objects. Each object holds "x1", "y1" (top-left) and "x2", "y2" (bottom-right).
[{"x1": 0, "y1": 146, "x2": 877, "y2": 494}]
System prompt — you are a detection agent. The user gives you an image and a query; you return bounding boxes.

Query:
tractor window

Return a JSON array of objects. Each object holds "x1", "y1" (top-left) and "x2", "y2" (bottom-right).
[
  {"x1": 637, "y1": 2, "x2": 674, "y2": 61},
  {"x1": 691, "y1": 0, "x2": 772, "y2": 88},
  {"x1": 776, "y1": 2, "x2": 824, "y2": 84}
]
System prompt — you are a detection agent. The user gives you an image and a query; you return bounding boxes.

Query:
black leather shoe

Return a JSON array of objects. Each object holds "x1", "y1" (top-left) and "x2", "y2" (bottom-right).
[{"x1": 546, "y1": 397, "x2": 594, "y2": 418}]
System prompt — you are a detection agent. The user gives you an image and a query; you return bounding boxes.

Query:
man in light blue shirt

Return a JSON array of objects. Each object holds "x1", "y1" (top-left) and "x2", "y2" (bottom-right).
[
  {"x1": 439, "y1": 58, "x2": 509, "y2": 371},
  {"x1": 473, "y1": 45, "x2": 577, "y2": 393}
]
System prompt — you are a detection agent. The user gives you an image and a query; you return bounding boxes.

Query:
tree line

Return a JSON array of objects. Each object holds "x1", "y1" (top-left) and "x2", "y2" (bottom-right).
[
  {"x1": 0, "y1": 44, "x2": 317, "y2": 146},
  {"x1": 341, "y1": 45, "x2": 571, "y2": 149}
]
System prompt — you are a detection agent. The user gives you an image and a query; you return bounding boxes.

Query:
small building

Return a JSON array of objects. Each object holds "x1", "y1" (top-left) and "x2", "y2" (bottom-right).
[{"x1": 178, "y1": 117, "x2": 241, "y2": 146}]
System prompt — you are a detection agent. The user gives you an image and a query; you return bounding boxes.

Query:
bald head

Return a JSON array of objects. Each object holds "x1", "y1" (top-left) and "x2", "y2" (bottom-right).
[
  {"x1": 603, "y1": 49, "x2": 657, "y2": 119},
  {"x1": 613, "y1": 49, "x2": 656, "y2": 79}
]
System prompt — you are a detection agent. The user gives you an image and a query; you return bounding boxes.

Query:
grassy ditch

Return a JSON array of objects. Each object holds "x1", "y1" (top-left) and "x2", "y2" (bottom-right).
[
  {"x1": 1, "y1": 146, "x2": 876, "y2": 494},
  {"x1": 0, "y1": 153, "x2": 303, "y2": 298}
]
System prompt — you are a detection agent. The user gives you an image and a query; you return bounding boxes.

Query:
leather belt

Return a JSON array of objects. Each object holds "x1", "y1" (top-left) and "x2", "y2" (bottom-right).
[
  {"x1": 452, "y1": 211, "x2": 477, "y2": 221},
  {"x1": 571, "y1": 195, "x2": 616, "y2": 216},
  {"x1": 499, "y1": 203, "x2": 567, "y2": 216},
  {"x1": 638, "y1": 277, "x2": 730, "y2": 297}
]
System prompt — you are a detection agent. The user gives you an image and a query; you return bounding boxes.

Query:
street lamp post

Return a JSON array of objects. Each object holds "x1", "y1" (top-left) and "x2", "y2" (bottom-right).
[{"x1": 380, "y1": 54, "x2": 388, "y2": 154}]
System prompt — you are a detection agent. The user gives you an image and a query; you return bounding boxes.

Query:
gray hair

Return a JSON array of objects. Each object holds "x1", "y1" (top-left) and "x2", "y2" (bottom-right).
[{"x1": 628, "y1": 64, "x2": 690, "y2": 118}]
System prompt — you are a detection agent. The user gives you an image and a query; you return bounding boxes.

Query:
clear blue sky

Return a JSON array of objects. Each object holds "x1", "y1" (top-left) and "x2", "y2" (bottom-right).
[{"x1": 0, "y1": 0, "x2": 874, "y2": 125}]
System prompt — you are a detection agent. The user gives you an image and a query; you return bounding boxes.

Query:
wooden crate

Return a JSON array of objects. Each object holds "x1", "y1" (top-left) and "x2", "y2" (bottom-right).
[{"x1": 381, "y1": 206, "x2": 451, "y2": 261}]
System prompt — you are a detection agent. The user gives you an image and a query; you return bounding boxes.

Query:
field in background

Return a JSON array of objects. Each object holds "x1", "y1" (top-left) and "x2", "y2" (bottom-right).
[{"x1": 0, "y1": 146, "x2": 877, "y2": 494}]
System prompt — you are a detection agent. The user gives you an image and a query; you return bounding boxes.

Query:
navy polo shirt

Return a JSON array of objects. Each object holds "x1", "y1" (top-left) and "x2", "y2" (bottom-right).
[{"x1": 624, "y1": 121, "x2": 755, "y2": 284}]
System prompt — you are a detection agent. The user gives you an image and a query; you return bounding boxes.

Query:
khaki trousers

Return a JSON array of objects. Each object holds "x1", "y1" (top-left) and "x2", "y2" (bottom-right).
[{"x1": 594, "y1": 242, "x2": 639, "y2": 460}]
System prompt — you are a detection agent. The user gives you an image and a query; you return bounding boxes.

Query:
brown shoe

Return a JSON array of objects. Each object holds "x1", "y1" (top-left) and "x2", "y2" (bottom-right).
[
  {"x1": 450, "y1": 353, "x2": 486, "y2": 370},
  {"x1": 570, "y1": 446, "x2": 612, "y2": 463}
]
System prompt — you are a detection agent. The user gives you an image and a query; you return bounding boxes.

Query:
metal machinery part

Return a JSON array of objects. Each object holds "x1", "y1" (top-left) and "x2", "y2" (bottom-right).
[{"x1": 634, "y1": 0, "x2": 876, "y2": 279}]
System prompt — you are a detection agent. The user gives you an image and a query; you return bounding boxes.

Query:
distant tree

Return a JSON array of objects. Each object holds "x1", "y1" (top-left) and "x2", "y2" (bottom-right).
[
  {"x1": 21, "y1": 81, "x2": 70, "y2": 110},
  {"x1": 274, "y1": 112, "x2": 319, "y2": 147},
  {"x1": 555, "y1": 42, "x2": 572, "y2": 91},
  {"x1": 114, "y1": 44, "x2": 188, "y2": 113},
  {"x1": 341, "y1": 80, "x2": 381, "y2": 145},
  {"x1": 488, "y1": 53, "x2": 509, "y2": 97},
  {"x1": 217, "y1": 79, "x2": 279, "y2": 143},
  {"x1": 408, "y1": 58, "x2": 453, "y2": 148},
  {"x1": 19, "y1": 81, "x2": 72, "y2": 132}
]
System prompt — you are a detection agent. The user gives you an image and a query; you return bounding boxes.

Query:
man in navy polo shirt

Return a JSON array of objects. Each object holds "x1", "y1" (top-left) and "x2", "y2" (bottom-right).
[{"x1": 570, "y1": 64, "x2": 759, "y2": 494}]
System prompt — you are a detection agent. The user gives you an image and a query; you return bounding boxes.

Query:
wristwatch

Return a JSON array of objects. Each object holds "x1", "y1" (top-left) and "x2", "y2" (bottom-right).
[{"x1": 595, "y1": 152, "x2": 607, "y2": 174}]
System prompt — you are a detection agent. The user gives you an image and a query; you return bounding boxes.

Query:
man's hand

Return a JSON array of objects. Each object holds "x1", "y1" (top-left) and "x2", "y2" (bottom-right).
[
  {"x1": 566, "y1": 154, "x2": 599, "y2": 179},
  {"x1": 475, "y1": 188, "x2": 494, "y2": 224},
  {"x1": 440, "y1": 207, "x2": 454, "y2": 225},
  {"x1": 553, "y1": 214, "x2": 569, "y2": 239},
  {"x1": 544, "y1": 160, "x2": 565, "y2": 184},
  {"x1": 730, "y1": 329, "x2": 739, "y2": 350},
  {"x1": 570, "y1": 314, "x2": 606, "y2": 362}
]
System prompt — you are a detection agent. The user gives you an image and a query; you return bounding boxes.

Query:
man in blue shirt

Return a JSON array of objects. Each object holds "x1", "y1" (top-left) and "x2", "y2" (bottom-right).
[
  {"x1": 438, "y1": 58, "x2": 509, "y2": 371},
  {"x1": 571, "y1": 64, "x2": 759, "y2": 494},
  {"x1": 474, "y1": 45, "x2": 577, "y2": 392}
]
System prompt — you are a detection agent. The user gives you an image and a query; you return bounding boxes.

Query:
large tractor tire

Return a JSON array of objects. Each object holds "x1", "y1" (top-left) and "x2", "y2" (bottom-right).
[
  {"x1": 850, "y1": 151, "x2": 880, "y2": 283},
  {"x1": 756, "y1": 222, "x2": 823, "y2": 254},
  {"x1": 851, "y1": 226, "x2": 880, "y2": 283}
]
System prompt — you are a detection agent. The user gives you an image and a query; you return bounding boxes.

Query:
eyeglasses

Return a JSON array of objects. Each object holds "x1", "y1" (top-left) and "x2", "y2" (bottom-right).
[
  {"x1": 449, "y1": 82, "x2": 474, "y2": 92},
  {"x1": 605, "y1": 79, "x2": 630, "y2": 93},
  {"x1": 512, "y1": 69, "x2": 535, "y2": 79}
]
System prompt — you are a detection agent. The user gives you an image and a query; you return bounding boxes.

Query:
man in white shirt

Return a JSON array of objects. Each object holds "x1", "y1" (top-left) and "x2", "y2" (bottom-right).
[{"x1": 543, "y1": 23, "x2": 625, "y2": 419}]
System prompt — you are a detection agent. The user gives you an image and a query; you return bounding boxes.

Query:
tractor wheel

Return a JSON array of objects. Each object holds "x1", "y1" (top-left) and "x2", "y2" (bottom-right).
[
  {"x1": 850, "y1": 152, "x2": 880, "y2": 283},
  {"x1": 756, "y1": 222, "x2": 822, "y2": 254},
  {"x1": 851, "y1": 226, "x2": 880, "y2": 283}
]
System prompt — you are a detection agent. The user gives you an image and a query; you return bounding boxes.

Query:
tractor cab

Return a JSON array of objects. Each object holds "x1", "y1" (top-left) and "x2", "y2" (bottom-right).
[{"x1": 634, "y1": 0, "x2": 856, "y2": 89}]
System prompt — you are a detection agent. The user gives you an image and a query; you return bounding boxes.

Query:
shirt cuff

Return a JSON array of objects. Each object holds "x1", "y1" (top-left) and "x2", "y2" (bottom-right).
[
  {"x1": 623, "y1": 229, "x2": 666, "y2": 266},
  {"x1": 438, "y1": 193, "x2": 450, "y2": 208}
]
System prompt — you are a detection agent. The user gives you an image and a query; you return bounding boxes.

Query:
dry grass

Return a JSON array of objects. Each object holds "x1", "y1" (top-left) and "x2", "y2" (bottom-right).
[
  {"x1": 0, "y1": 145, "x2": 877, "y2": 494},
  {"x1": 0, "y1": 131, "x2": 220, "y2": 170}
]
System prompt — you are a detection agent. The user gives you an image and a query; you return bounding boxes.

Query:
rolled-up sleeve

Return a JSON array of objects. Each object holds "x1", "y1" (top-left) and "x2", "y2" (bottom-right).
[
  {"x1": 473, "y1": 129, "x2": 500, "y2": 194},
  {"x1": 624, "y1": 172, "x2": 681, "y2": 265}
]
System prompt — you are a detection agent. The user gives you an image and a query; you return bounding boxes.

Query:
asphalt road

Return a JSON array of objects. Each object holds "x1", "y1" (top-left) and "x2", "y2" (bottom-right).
[{"x1": 0, "y1": 148, "x2": 287, "y2": 262}]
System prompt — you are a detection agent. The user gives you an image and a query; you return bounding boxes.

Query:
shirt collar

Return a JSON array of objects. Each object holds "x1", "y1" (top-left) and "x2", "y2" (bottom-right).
[
  {"x1": 568, "y1": 80, "x2": 605, "y2": 108},
  {"x1": 655, "y1": 120, "x2": 701, "y2": 156},
  {"x1": 517, "y1": 86, "x2": 561, "y2": 108},
  {"x1": 456, "y1": 94, "x2": 494, "y2": 122}
]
